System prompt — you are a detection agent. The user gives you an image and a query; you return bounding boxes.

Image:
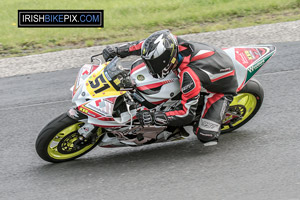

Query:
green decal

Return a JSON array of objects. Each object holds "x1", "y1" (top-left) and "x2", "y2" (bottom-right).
[{"x1": 246, "y1": 52, "x2": 274, "y2": 83}]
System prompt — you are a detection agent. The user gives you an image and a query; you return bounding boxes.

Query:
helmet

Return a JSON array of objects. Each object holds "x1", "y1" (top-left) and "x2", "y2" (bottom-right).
[{"x1": 141, "y1": 30, "x2": 178, "y2": 78}]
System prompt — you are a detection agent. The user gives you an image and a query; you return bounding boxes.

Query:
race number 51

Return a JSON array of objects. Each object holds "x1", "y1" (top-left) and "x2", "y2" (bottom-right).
[{"x1": 89, "y1": 74, "x2": 110, "y2": 94}]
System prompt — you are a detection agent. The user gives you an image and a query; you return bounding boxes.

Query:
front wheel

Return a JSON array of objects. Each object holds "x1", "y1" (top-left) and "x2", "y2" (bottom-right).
[
  {"x1": 221, "y1": 78, "x2": 264, "y2": 133},
  {"x1": 35, "y1": 113, "x2": 103, "y2": 163}
]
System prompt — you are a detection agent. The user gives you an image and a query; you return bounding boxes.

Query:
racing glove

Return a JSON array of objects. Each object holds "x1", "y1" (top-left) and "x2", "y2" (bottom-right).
[
  {"x1": 137, "y1": 110, "x2": 154, "y2": 126},
  {"x1": 137, "y1": 110, "x2": 168, "y2": 126},
  {"x1": 102, "y1": 45, "x2": 117, "y2": 61},
  {"x1": 153, "y1": 111, "x2": 168, "y2": 126}
]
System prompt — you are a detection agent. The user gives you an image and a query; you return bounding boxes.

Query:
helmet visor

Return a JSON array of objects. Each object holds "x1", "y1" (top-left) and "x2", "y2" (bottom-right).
[{"x1": 142, "y1": 50, "x2": 173, "y2": 76}]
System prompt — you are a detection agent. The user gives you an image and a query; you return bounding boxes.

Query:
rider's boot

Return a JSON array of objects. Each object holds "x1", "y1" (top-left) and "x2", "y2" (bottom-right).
[
  {"x1": 196, "y1": 128, "x2": 219, "y2": 146},
  {"x1": 195, "y1": 94, "x2": 233, "y2": 146}
]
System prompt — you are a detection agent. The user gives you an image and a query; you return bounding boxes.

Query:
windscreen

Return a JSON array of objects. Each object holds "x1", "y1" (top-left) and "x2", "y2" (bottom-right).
[{"x1": 104, "y1": 57, "x2": 133, "y2": 89}]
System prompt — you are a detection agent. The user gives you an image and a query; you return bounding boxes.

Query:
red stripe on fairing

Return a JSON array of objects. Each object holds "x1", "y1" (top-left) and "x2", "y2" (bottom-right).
[
  {"x1": 191, "y1": 51, "x2": 215, "y2": 62},
  {"x1": 82, "y1": 70, "x2": 89, "y2": 75},
  {"x1": 130, "y1": 62, "x2": 146, "y2": 74},
  {"x1": 129, "y1": 42, "x2": 143, "y2": 52},
  {"x1": 97, "y1": 117, "x2": 115, "y2": 121},
  {"x1": 202, "y1": 93, "x2": 224, "y2": 118},
  {"x1": 179, "y1": 45, "x2": 187, "y2": 52},
  {"x1": 211, "y1": 70, "x2": 235, "y2": 82},
  {"x1": 91, "y1": 65, "x2": 99, "y2": 73},
  {"x1": 150, "y1": 99, "x2": 168, "y2": 105},
  {"x1": 137, "y1": 79, "x2": 174, "y2": 91},
  {"x1": 236, "y1": 78, "x2": 246, "y2": 92},
  {"x1": 79, "y1": 104, "x2": 115, "y2": 121}
]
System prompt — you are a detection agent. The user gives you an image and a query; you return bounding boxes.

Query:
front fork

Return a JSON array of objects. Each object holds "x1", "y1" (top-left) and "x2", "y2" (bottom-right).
[{"x1": 67, "y1": 107, "x2": 96, "y2": 140}]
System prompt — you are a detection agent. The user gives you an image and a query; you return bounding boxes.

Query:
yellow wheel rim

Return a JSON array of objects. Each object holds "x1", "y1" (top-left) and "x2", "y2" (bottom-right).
[
  {"x1": 47, "y1": 122, "x2": 102, "y2": 160},
  {"x1": 222, "y1": 93, "x2": 257, "y2": 131}
]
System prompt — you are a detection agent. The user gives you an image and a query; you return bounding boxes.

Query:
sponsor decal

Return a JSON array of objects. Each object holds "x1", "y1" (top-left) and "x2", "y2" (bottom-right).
[
  {"x1": 220, "y1": 68, "x2": 231, "y2": 72},
  {"x1": 155, "y1": 117, "x2": 167, "y2": 124},
  {"x1": 200, "y1": 118, "x2": 220, "y2": 132},
  {"x1": 245, "y1": 51, "x2": 255, "y2": 60},
  {"x1": 113, "y1": 78, "x2": 121, "y2": 85},
  {"x1": 199, "y1": 132, "x2": 213, "y2": 137},
  {"x1": 235, "y1": 48, "x2": 268, "y2": 68},
  {"x1": 89, "y1": 73, "x2": 110, "y2": 94},
  {"x1": 182, "y1": 72, "x2": 195, "y2": 94},
  {"x1": 236, "y1": 50, "x2": 249, "y2": 65},
  {"x1": 248, "y1": 59, "x2": 265, "y2": 73},
  {"x1": 249, "y1": 50, "x2": 255, "y2": 59},
  {"x1": 182, "y1": 82, "x2": 194, "y2": 93},
  {"x1": 155, "y1": 114, "x2": 168, "y2": 125},
  {"x1": 137, "y1": 74, "x2": 145, "y2": 81},
  {"x1": 79, "y1": 107, "x2": 89, "y2": 114},
  {"x1": 246, "y1": 51, "x2": 274, "y2": 82}
]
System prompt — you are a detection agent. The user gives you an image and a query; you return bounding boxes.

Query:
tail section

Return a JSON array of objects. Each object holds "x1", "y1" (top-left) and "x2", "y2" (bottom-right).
[{"x1": 224, "y1": 45, "x2": 276, "y2": 92}]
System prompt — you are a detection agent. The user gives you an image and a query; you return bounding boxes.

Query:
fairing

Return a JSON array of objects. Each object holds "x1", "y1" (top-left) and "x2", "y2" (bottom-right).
[
  {"x1": 71, "y1": 59, "x2": 134, "y2": 127},
  {"x1": 130, "y1": 64, "x2": 181, "y2": 107},
  {"x1": 224, "y1": 45, "x2": 276, "y2": 91}
]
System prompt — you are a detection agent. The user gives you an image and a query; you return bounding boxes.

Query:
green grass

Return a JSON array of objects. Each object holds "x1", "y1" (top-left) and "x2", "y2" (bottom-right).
[{"x1": 0, "y1": 0, "x2": 300, "y2": 58}]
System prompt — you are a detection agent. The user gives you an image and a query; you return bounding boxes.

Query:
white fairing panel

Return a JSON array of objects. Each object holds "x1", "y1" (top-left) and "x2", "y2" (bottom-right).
[
  {"x1": 223, "y1": 48, "x2": 247, "y2": 90},
  {"x1": 130, "y1": 63, "x2": 180, "y2": 104}
]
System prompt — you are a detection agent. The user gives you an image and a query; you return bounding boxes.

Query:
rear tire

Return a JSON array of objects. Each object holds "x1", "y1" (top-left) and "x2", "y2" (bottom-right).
[
  {"x1": 35, "y1": 113, "x2": 103, "y2": 163},
  {"x1": 221, "y1": 78, "x2": 264, "y2": 133}
]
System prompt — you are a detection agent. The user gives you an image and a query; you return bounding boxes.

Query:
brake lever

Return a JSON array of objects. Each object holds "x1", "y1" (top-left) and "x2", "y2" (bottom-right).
[{"x1": 90, "y1": 53, "x2": 103, "y2": 65}]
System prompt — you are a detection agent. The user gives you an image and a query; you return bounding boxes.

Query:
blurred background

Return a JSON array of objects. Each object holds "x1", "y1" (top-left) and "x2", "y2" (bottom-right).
[{"x1": 1, "y1": 0, "x2": 300, "y2": 58}]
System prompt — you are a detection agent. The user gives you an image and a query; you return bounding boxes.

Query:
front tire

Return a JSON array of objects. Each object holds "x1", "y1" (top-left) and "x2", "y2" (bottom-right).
[
  {"x1": 221, "y1": 78, "x2": 264, "y2": 133},
  {"x1": 35, "y1": 113, "x2": 103, "y2": 163}
]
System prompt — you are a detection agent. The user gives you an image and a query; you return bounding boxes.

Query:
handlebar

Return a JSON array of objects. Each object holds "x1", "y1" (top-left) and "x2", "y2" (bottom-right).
[{"x1": 90, "y1": 53, "x2": 103, "y2": 65}]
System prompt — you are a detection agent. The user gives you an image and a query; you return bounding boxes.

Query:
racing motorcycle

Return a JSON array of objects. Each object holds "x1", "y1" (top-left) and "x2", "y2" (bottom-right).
[{"x1": 35, "y1": 45, "x2": 276, "y2": 163}]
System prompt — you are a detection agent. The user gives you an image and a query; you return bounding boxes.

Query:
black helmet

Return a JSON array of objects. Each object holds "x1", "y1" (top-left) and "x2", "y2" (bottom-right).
[{"x1": 141, "y1": 30, "x2": 178, "y2": 78}]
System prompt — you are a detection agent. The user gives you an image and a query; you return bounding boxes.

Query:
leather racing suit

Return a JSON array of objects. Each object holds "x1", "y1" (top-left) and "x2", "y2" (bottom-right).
[{"x1": 116, "y1": 37, "x2": 238, "y2": 142}]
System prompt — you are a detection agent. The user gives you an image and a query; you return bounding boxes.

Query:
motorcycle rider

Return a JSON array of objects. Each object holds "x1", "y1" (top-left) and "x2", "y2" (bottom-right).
[{"x1": 102, "y1": 30, "x2": 238, "y2": 146}]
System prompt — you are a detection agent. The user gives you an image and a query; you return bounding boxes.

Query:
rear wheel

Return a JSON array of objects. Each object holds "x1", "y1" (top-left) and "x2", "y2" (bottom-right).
[
  {"x1": 35, "y1": 113, "x2": 103, "y2": 163},
  {"x1": 221, "y1": 78, "x2": 264, "y2": 133}
]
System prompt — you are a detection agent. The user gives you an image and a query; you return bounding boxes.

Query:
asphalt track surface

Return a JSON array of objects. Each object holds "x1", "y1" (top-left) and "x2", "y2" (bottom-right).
[{"x1": 0, "y1": 41, "x2": 300, "y2": 200}]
